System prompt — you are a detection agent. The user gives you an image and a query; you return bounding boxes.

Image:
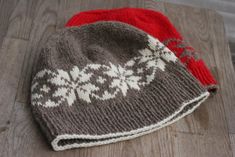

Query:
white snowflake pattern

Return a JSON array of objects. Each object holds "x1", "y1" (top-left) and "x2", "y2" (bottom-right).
[
  {"x1": 105, "y1": 63, "x2": 141, "y2": 96},
  {"x1": 50, "y1": 67, "x2": 99, "y2": 105},
  {"x1": 138, "y1": 35, "x2": 177, "y2": 71},
  {"x1": 31, "y1": 35, "x2": 178, "y2": 107},
  {"x1": 147, "y1": 35, "x2": 177, "y2": 63}
]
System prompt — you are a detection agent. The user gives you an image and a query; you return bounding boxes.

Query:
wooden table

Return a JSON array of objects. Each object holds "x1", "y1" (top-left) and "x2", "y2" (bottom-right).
[{"x1": 0, "y1": 0, "x2": 235, "y2": 156}]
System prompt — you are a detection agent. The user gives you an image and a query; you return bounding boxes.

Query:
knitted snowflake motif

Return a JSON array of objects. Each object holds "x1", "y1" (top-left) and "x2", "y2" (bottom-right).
[{"x1": 31, "y1": 35, "x2": 177, "y2": 107}]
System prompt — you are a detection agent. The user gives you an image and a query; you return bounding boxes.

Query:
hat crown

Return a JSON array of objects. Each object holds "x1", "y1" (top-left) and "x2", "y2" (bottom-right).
[{"x1": 32, "y1": 22, "x2": 177, "y2": 107}]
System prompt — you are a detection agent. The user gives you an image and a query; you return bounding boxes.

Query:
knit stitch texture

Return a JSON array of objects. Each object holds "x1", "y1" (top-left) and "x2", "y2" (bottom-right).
[
  {"x1": 31, "y1": 22, "x2": 209, "y2": 151},
  {"x1": 66, "y1": 8, "x2": 217, "y2": 93}
]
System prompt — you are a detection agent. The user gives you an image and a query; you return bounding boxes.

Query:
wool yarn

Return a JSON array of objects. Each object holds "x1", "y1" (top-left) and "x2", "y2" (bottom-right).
[
  {"x1": 31, "y1": 22, "x2": 209, "y2": 151},
  {"x1": 66, "y1": 7, "x2": 217, "y2": 93}
]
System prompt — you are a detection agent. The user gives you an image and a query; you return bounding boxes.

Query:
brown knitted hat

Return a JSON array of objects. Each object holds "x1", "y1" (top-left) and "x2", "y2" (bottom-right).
[{"x1": 31, "y1": 22, "x2": 209, "y2": 151}]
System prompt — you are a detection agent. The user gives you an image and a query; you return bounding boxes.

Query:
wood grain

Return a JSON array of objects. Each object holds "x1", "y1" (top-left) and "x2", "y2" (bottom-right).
[
  {"x1": 230, "y1": 134, "x2": 235, "y2": 157},
  {"x1": 173, "y1": 131, "x2": 232, "y2": 157},
  {"x1": 0, "y1": 37, "x2": 28, "y2": 156},
  {"x1": 0, "y1": 0, "x2": 18, "y2": 47},
  {"x1": 16, "y1": 0, "x2": 59, "y2": 103},
  {"x1": 207, "y1": 10, "x2": 235, "y2": 133},
  {"x1": 0, "y1": 0, "x2": 234, "y2": 157},
  {"x1": 0, "y1": 37, "x2": 28, "y2": 126}
]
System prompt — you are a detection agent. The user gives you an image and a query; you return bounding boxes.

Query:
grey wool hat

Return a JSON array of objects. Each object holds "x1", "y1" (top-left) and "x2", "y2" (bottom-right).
[{"x1": 31, "y1": 21, "x2": 209, "y2": 151}]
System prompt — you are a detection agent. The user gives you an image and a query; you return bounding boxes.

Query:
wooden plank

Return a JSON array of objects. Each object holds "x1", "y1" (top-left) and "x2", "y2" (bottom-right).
[
  {"x1": 230, "y1": 134, "x2": 235, "y2": 157},
  {"x1": 16, "y1": 0, "x2": 59, "y2": 103},
  {"x1": 218, "y1": 11, "x2": 235, "y2": 43},
  {"x1": 0, "y1": 38, "x2": 28, "y2": 125},
  {"x1": 0, "y1": 0, "x2": 41, "y2": 40},
  {"x1": 0, "y1": 0, "x2": 18, "y2": 47},
  {"x1": 173, "y1": 131, "x2": 232, "y2": 157},
  {"x1": 208, "y1": 10, "x2": 235, "y2": 133},
  {"x1": 165, "y1": 0, "x2": 235, "y2": 14},
  {"x1": 1, "y1": 102, "x2": 55, "y2": 157},
  {"x1": 0, "y1": 38, "x2": 28, "y2": 154},
  {"x1": 4, "y1": 0, "x2": 39, "y2": 40}
]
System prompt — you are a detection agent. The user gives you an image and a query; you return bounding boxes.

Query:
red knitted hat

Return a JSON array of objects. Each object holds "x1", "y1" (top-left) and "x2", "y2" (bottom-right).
[{"x1": 66, "y1": 8, "x2": 217, "y2": 93}]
